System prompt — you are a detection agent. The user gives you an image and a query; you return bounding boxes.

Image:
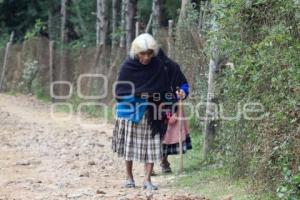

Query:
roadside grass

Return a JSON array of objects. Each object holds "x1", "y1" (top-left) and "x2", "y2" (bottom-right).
[{"x1": 166, "y1": 129, "x2": 276, "y2": 200}]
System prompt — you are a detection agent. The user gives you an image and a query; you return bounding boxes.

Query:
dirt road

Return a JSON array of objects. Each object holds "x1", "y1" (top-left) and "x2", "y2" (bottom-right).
[{"x1": 0, "y1": 94, "x2": 205, "y2": 200}]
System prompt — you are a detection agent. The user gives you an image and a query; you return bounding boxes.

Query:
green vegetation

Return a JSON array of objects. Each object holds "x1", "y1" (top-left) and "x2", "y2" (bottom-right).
[
  {"x1": 205, "y1": 0, "x2": 300, "y2": 197},
  {"x1": 1, "y1": 0, "x2": 299, "y2": 198},
  {"x1": 167, "y1": 125, "x2": 276, "y2": 199},
  {"x1": 0, "y1": 0, "x2": 182, "y2": 47}
]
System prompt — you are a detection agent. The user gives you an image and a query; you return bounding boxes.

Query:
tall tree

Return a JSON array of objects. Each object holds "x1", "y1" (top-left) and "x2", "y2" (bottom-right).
[
  {"x1": 198, "y1": 0, "x2": 209, "y2": 34},
  {"x1": 96, "y1": 0, "x2": 108, "y2": 45},
  {"x1": 48, "y1": 9, "x2": 54, "y2": 40},
  {"x1": 178, "y1": 0, "x2": 190, "y2": 25},
  {"x1": 152, "y1": 0, "x2": 162, "y2": 37},
  {"x1": 100, "y1": 0, "x2": 108, "y2": 45},
  {"x1": 61, "y1": 0, "x2": 68, "y2": 44},
  {"x1": 96, "y1": 0, "x2": 101, "y2": 45},
  {"x1": 119, "y1": 0, "x2": 126, "y2": 48},
  {"x1": 59, "y1": 0, "x2": 73, "y2": 96},
  {"x1": 125, "y1": 0, "x2": 137, "y2": 52},
  {"x1": 41, "y1": 0, "x2": 64, "y2": 41},
  {"x1": 111, "y1": 0, "x2": 120, "y2": 50},
  {"x1": 96, "y1": 0, "x2": 100, "y2": 45}
]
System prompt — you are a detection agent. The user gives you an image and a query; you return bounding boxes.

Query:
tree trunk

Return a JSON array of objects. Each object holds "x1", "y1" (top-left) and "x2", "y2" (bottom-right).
[
  {"x1": 48, "y1": 10, "x2": 54, "y2": 40},
  {"x1": 203, "y1": 59, "x2": 217, "y2": 160},
  {"x1": 48, "y1": 2, "x2": 60, "y2": 41},
  {"x1": 197, "y1": 0, "x2": 203, "y2": 32},
  {"x1": 96, "y1": 0, "x2": 100, "y2": 45},
  {"x1": 198, "y1": 0, "x2": 209, "y2": 34},
  {"x1": 145, "y1": 13, "x2": 153, "y2": 33},
  {"x1": 125, "y1": 0, "x2": 137, "y2": 52},
  {"x1": 59, "y1": 0, "x2": 69, "y2": 97},
  {"x1": 119, "y1": 0, "x2": 126, "y2": 48},
  {"x1": 100, "y1": 0, "x2": 108, "y2": 45},
  {"x1": 97, "y1": 0, "x2": 108, "y2": 45},
  {"x1": 61, "y1": 0, "x2": 67, "y2": 45},
  {"x1": 178, "y1": 0, "x2": 190, "y2": 25},
  {"x1": 176, "y1": 0, "x2": 190, "y2": 50},
  {"x1": 152, "y1": 0, "x2": 162, "y2": 37},
  {"x1": 112, "y1": 0, "x2": 120, "y2": 49}
]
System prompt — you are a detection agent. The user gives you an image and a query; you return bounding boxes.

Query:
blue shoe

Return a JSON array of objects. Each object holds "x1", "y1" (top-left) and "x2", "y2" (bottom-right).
[
  {"x1": 124, "y1": 179, "x2": 135, "y2": 188},
  {"x1": 142, "y1": 181, "x2": 158, "y2": 190}
]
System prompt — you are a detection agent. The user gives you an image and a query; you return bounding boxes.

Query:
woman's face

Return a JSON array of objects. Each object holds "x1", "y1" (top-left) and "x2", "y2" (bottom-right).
[{"x1": 137, "y1": 50, "x2": 154, "y2": 65}]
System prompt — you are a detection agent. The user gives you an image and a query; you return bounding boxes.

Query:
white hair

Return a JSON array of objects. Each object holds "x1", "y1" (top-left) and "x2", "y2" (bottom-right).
[{"x1": 129, "y1": 33, "x2": 159, "y2": 59}]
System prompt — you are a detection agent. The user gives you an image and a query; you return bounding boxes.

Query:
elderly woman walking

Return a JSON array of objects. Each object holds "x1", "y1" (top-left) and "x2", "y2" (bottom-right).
[{"x1": 112, "y1": 33, "x2": 189, "y2": 190}]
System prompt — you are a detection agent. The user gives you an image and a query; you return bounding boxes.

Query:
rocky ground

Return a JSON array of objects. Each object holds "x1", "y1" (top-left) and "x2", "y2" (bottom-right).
[{"x1": 0, "y1": 94, "x2": 207, "y2": 200}]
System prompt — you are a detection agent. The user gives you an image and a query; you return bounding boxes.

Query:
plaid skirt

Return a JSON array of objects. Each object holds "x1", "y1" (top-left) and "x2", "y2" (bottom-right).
[
  {"x1": 162, "y1": 134, "x2": 192, "y2": 156},
  {"x1": 111, "y1": 113, "x2": 162, "y2": 163}
]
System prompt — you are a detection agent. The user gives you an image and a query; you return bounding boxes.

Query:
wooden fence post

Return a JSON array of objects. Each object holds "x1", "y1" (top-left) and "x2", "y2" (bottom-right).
[
  {"x1": 167, "y1": 20, "x2": 173, "y2": 58},
  {"x1": 203, "y1": 58, "x2": 217, "y2": 160},
  {"x1": 0, "y1": 32, "x2": 14, "y2": 92},
  {"x1": 49, "y1": 40, "x2": 54, "y2": 101}
]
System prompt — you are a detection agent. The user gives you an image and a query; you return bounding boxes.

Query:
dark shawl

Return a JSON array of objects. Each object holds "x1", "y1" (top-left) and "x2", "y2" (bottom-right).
[{"x1": 115, "y1": 49, "x2": 188, "y2": 137}]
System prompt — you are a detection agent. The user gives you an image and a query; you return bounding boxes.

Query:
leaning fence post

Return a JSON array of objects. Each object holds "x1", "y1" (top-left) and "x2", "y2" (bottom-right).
[{"x1": 0, "y1": 32, "x2": 14, "y2": 92}]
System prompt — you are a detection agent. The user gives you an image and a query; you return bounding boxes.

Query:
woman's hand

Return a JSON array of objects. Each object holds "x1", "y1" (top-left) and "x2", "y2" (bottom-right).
[
  {"x1": 168, "y1": 113, "x2": 177, "y2": 124},
  {"x1": 176, "y1": 89, "x2": 186, "y2": 100}
]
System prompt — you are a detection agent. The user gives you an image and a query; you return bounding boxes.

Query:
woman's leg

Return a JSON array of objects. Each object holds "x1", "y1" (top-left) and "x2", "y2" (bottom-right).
[
  {"x1": 161, "y1": 155, "x2": 169, "y2": 166},
  {"x1": 125, "y1": 160, "x2": 133, "y2": 180},
  {"x1": 124, "y1": 160, "x2": 135, "y2": 188},
  {"x1": 144, "y1": 162, "x2": 154, "y2": 182},
  {"x1": 160, "y1": 155, "x2": 172, "y2": 173},
  {"x1": 144, "y1": 163, "x2": 157, "y2": 176},
  {"x1": 143, "y1": 162, "x2": 158, "y2": 190}
]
